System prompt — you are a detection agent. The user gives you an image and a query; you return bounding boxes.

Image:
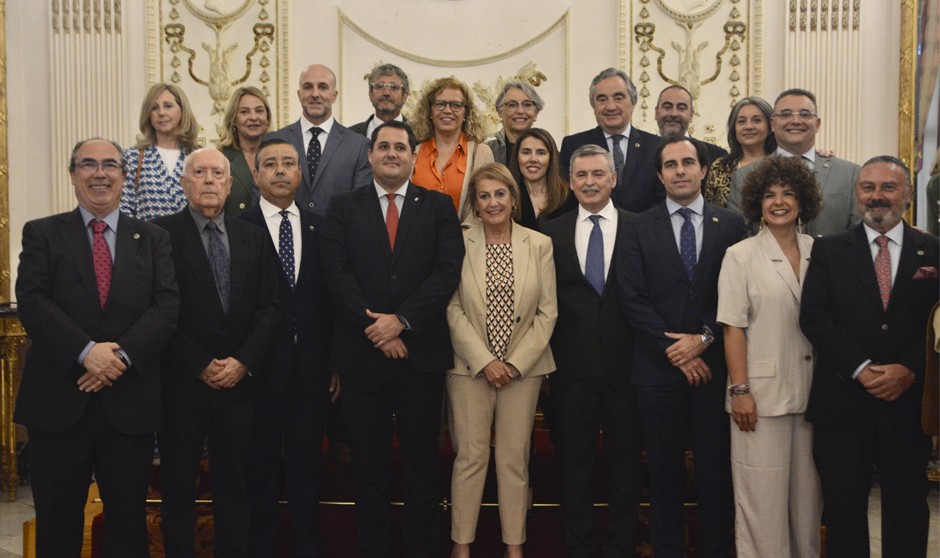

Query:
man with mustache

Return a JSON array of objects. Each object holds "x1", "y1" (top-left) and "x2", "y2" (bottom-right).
[
  {"x1": 560, "y1": 68, "x2": 664, "y2": 214},
  {"x1": 349, "y1": 63, "x2": 411, "y2": 140},
  {"x1": 801, "y1": 156, "x2": 939, "y2": 558},
  {"x1": 730, "y1": 88, "x2": 860, "y2": 236},
  {"x1": 654, "y1": 85, "x2": 727, "y2": 167}
]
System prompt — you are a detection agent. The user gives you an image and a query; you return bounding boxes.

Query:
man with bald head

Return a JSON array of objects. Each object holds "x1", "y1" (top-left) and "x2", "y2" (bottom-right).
[
  {"x1": 154, "y1": 147, "x2": 280, "y2": 558},
  {"x1": 266, "y1": 63, "x2": 372, "y2": 216}
]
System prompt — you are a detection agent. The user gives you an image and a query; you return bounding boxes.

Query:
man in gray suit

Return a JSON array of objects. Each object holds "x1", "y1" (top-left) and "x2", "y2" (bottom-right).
[
  {"x1": 348, "y1": 63, "x2": 410, "y2": 140},
  {"x1": 266, "y1": 63, "x2": 372, "y2": 216},
  {"x1": 730, "y1": 88, "x2": 859, "y2": 236}
]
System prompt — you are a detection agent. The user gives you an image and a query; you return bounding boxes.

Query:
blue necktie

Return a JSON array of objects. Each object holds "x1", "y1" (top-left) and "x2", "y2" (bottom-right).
[
  {"x1": 677, "y1": 207, "x2": 697, "y2": 279},
  {"x1": 611, "y1": 134, "x2": 625, "y2": 188},
  {"x1": 278, "y1": 210, "x2": 296, "y2": 290},
  {"x1": 205, "y1": 221, "x2": 231, "y2": 312},
  {"x1": 585, "y1": 214, "x2": 605, "y2": 295}
]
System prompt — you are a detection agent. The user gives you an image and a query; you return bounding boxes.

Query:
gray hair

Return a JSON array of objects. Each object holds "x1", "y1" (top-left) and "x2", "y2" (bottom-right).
[
  {"x1": 368, "y1": 63, "x2": 410, "y2": 93},
  {"x1": 183, "y1": 147, "x2": 231, "y2": 176},
  {"x1": 569, "y1": 144, "x2": 616, "y2": 176},
  {"x1": 861, "y1": 155, "x2": 912, "y2": 186},
  {"x1": 589, "y1": 68, "x2": 638, "y2": 106},
  {"x1": 69, "y1": 137, "x2": 127, "y2": 173},
  {"x1": 494, "y1": 80, "x2": 545, "y2": 112}
]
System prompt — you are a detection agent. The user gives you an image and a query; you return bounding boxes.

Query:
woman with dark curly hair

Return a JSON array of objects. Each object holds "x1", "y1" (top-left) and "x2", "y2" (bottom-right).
[
  {"x1": 715, "y1": 155, "x2": 824, "y2": 557},
  {"x1": 411, "y1": 77, "x2": 494, "y2": 219}
]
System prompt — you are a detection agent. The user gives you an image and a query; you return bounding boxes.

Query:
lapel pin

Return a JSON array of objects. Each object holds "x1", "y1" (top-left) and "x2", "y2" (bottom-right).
[
  {"x1": 133, "y1": 233, "x2": 140, "y2": 239},
  {"x1": 712, "y1": 217, "x2": 719, "y2": 222},
  {"x1": 309, "y1": 225, "x2": 315, "y2": 231},
  {"x1": 823, "y1": 162, "x2": 830, "y2": 169},
  {"x1": 917, "y1": 250, "x2": 924, "y2": 256},
  {"x1": 414, "y1": 196, "x2": 419, "y2": 202},
  {"x1": 634, "y1": 143, "x2": 640, "y2": 148}
]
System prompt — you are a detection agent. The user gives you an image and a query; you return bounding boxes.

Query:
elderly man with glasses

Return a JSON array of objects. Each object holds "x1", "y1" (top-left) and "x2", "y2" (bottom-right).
[{"x1": 350, "y1": 63, "x2": 412, "y2": 140}]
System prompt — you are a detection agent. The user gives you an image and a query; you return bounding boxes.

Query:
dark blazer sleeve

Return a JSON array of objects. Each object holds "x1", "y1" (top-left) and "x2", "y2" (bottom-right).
[{"x1": 231, "y1": 228, "x2": 281, "y2": 373}]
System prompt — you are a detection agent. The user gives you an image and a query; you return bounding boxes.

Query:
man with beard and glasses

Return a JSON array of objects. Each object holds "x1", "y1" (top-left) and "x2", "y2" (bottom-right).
[
  {"x1": 730, "y1": 88, "x2": 860, "y2": 236},
  {"x1": 800, "y1": 156, "x2": 939, "y2": 558},
  {"x1": 654, "y1": 85, "x2": 727, "y2": 168},
  {"x1": 349, "y1": 63, "x2": 411, "y2": 140}
]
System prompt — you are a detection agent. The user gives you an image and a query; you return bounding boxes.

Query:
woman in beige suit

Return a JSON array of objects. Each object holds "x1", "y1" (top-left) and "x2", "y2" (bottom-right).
[
  {"x1": 716, "y1": 156, "x2": 824, "y2": 557},
  {"x1": 446, "y1": 163, "x2": 557, "y2": 558}
]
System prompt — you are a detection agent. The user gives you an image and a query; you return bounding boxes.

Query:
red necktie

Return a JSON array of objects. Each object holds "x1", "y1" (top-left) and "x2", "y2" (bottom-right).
[
  {"x1": 874, "y1": 235, "x2": 891, "y2": 310},
  {"x1": 90, "y1": 220, "x2": 112, "y2": 308},
  {"x1": 386, "y1": 193, "x2": 399, "y2": 250}
]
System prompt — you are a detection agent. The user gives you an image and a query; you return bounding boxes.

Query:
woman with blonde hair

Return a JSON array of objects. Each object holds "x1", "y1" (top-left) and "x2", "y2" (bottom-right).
[
  {"x1": 447, "y1": 163, "x2": 556, "y2": 557},
  {"x1": 215, "y1": 86, "x2": 272, "y2": 216},
  {"x1": 411, "y1": 76, "x2": 494, "y2": 219},
  {"x1": 121, "y1": 83, "x2": 200, "y2": 220}
]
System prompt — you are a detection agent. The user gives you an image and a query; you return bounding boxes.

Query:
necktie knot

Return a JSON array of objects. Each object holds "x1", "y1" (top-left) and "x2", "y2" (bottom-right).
[
  {"x1": 677, "y1": 207, "x2": 694, "y2": 221},
  {"x1": 589, "y1": 214, "x2": 602, "y2": 227},
  {"x1": 310, "y1": 126, "x2": 324, "y2": 137},
  {"x1": 90, "y1": 220, "x2": 108, "y2": 234},
  {"x1": 610, "y1": 134, "x2": 624, "y2": 143},
  {"x1": 280, "y1": 210, "x2": 290, "y2": 220},
  {"x1": 875, "y1": 235, "x2": 890, "y2": 249},
  {"x1": 205, "y1": 221, "x2": 219, "y2": 232}
]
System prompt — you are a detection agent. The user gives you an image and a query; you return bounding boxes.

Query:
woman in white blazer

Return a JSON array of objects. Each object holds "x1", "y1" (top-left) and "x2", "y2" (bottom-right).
[
  {"x1": 717, "y1": 156, "x2": 824, "y2": 557},
  {"x1": 446, "y1": 163, "x2": 557, "y2": 558}
]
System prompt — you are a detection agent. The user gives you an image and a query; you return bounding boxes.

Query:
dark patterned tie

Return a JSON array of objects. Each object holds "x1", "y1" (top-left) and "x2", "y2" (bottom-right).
[
  {"x1": 610, "y1": 134, "x2": 625, "y2": 188},
  {"x1": 874, "y1": 235, "x2": 891, "y2": 310},
  {"x1": 677, "y1": 207, "x2": 697, "y2": 279},
  {"x1": 386, "y1": 193, "x2": 399, "y2": 250},
  {"x1": 90, "y1": 220, "x2": 112, "y2": 308},
  {"x1": 585, "y1": 215, "x2": 605, "y2": 295},
  {"x1": 278, "y1": 210, "x2": 295, "y2": 290},
  {"x1": 205, "y1": 221, "x2": 231, "y2": 313},
  {"x1": 306, "y1": 127, "x2": 323, "y2": 182}
]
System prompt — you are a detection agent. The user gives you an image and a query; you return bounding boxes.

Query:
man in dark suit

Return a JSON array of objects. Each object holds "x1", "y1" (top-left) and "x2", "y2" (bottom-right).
[
  {"x1": 320, "y1": 120, "x2": 464, "y2": 558},
  {"x1": 618, "y1": 137, "x2": 745, "y2": 558},
  {"x1": 266, "y1": 63, "x2": 372, "y2": 215},
  {"x1": 154, "y1": 147, "x2": 280, "y2": 558},
  {"x1": 800, "y1": 156, "x2": 939, "y2": 558},
  {"x1": 541, "y1": 144, "x2": 640, "y2": 558},
  {"x1": 240, "y1": 138, "x2": 337, "y2": 557},
  {"x1": 15, "y1": 138, "x2": 179, "y2": 557},
  {"x1": 349, "y1": 63, "x2": 411, "y2": 140},
  {"x1": 560, "y1": 67, "x2": 664, "y2": 214},
  {"x1": 654, "y1": 85, "x2": 728, "y2": 166}
]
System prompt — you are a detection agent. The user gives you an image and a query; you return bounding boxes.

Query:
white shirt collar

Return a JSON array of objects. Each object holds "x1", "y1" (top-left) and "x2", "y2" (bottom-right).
[
  {"x1": 777, "y1": 146, "x2": 815, "y2": 164},
  {"x1": 577, "y1": 199, "x2": 617, "y2": 223},
  {"x1": 604, "y1": 124, "x2": 632, "y2": 141},
  {"x1": 259, "y1": 196, "x2": 299, "y2": 219},
  {"x1": 374, "y1": 180, "x2": 409, "y2": 199},
  {"x1": 302, "y1": 115, "x2": 335, "y2": 136},
  {"x1": 665, "y1": 193, "x2": 705, "y2": 216},
  {"x1": 79, "y1": 206, "x2": 120, "y2": 230},
  {"x1": 863, "y1": 220, "x2": 904, "y2": 246}
]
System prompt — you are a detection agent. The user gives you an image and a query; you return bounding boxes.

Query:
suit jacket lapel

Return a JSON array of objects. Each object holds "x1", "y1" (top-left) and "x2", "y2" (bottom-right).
[
  {"x1": 361, "y1": 186, "x2": 393, "y2": 260},
  {"x1": 296, "y1": 211, "x2": 318, "y2": 286},
  {"x1": 312, "y1": 124, "x2": 344, "y2": 191},
  {"x1": 510, "y1": 224, "x2": 531, "y2": 313},
  {"x1": 179, "y1": 211, "x2": 226, "y2": 315},
  {"x1": 757, "y1": 229, "x2": 803, "y2": 303},
  {"x1": 287, "y1": 122, "x2": 312, "y2": 193},
  {"x1": 890, "y1": 224, "x2": 926, "y2": 311},
  {"x1": 226, "y1": 216, "x2": 250, "y2": 305},
  {"x1": 59, "y1": 209, "x2": 100, "y2": 308},
  {"x1": 620, "y1": 127, "x2": 644, "y2": 186},
  {"x1": 556, "y1": 212, "x2": 592, "y2": 291},
  {"x1": 466, "y1": 224, "x2": 487, "y2": 303},
  {"x1": 849, "y1": 224, "x2": 885, "y2": 311},
  {"x1": 654, "y1": 205, "x2": 689, "y2": 283},
  {"x1": 107, "y1": 215, "x2": 140, "y2": 310},
  {"x1": 390, "y1": 184, "x2": 422, "y2": 263},
  {"x1": 815, "y1": 155, "x2": 833, "y2": 195}
]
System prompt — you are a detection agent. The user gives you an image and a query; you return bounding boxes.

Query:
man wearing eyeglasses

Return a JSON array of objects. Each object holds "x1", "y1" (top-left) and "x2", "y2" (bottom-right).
[
  {"x1": 730, "y1": 88, "x2": 860, "y2": 236},
  {"x1": 15, "y1": 138, "x2": 180, "y2": 557},
  {"x1": 266, "y1": 63, "x2": 372, "y2": 216},
  {"x1": 350, "y1": 63, "x2": 411, "y2": 140}
]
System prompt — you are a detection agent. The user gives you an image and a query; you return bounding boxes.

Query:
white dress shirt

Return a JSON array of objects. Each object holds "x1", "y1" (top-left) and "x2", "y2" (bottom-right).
[
  {"x1": 259, "y1": 197, "x2": 302, "y2": 284},
  {"x1": 366, "y1": 114, "x2": 405, "y2": 140},
  {"x1": 375, "y1": 180, "x2": 409, "y2": 221},
  {"x1": 302, "y1": 115, "x2": 335, "y2": 151},
  {"x1": 776, "y1": 146, "x2": 816, "y2": 169},
  {"x1": 574, "y1": 199, "x2": 618, "y2": 279}
]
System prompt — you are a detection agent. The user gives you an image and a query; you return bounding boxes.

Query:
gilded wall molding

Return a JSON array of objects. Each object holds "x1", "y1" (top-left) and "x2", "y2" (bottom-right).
[
  {"x1": 899, "y1": 0, "x2": 916, "y2": 220},
  {"x1": 0, "y1": 0, "x2": 8, "y2": 301}
]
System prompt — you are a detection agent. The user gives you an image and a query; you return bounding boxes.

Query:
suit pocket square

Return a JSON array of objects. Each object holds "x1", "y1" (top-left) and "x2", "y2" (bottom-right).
[{"x1": 913, "y1": 266, "x2": 938, "y2": 280}]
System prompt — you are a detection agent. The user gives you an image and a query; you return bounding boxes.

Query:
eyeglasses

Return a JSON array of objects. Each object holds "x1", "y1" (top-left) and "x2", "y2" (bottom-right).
[
  {"x1": 500, "y1": 100, "x2": 538, "y2": 112},
  {"x1": 773, "y1": 109, "x2": 817, "y2": 121},
  {"x1": 432, "y1": 100, "x2": 466, "y2": 112},
  {"x1": 75, "y1": 160, "x2": 123, "y2": 174},
  {"x1": 370, "y1": 82, "x2": 404, "y2": 93}
]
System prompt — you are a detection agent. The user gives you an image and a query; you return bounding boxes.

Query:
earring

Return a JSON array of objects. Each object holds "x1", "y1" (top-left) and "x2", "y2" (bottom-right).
[
  {"x1": 759, "y1": 216, "x2": 766, "y2": 231},
  {"x1": 474, "y1": 210, "x2": 480, "y2": 217}
]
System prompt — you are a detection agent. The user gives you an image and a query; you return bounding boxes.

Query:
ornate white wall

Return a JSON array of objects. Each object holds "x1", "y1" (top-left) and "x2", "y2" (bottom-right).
[{"x1": 4, "y1": 0, "x2": 907, "y2": 294}]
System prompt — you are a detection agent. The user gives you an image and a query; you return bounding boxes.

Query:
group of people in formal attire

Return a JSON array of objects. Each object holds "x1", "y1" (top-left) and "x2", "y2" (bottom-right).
[{"x1": 13, "y1": 60, "x2": 938, "y2": 558}]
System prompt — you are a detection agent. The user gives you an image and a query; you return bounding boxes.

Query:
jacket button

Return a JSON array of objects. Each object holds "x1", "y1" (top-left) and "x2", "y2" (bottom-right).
[
  {"x1": 391, "y1": 274, "x2": 397, "y2": 280},
  {"x1": 515, "y1": 316, "x2": 521, "y2": 323},
  {"x1": 239, "y1": 202, "x2": 246, "y2": 209},
  {"x1": 308, "y1": 202, "x2": 316, "y2": 208},
  {"x1": 881, "y1": 324, "x2": 889, "y2": 331},
  {"x1": 804, "y1": 355, "x2": 812, "y2": 361}
]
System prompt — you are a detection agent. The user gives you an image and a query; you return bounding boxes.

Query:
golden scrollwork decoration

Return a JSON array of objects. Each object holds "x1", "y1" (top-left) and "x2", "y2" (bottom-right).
[{"x1": 163, "y1": 0, "x2": 275, "y2": 137}]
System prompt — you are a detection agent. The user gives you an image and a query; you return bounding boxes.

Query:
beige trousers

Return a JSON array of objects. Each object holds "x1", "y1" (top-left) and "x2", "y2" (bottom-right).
[
  {"x1": 731, "y1": 413, "x2": 822, "y2": 558},
  {"x1": 446, "y1": 372, "x2": 542, "y2": 545}
]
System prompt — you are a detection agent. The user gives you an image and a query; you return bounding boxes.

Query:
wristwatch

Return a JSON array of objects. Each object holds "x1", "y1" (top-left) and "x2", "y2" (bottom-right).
[{"x1": 700, "y1": 325, "x2": 715, "y2": 347}]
